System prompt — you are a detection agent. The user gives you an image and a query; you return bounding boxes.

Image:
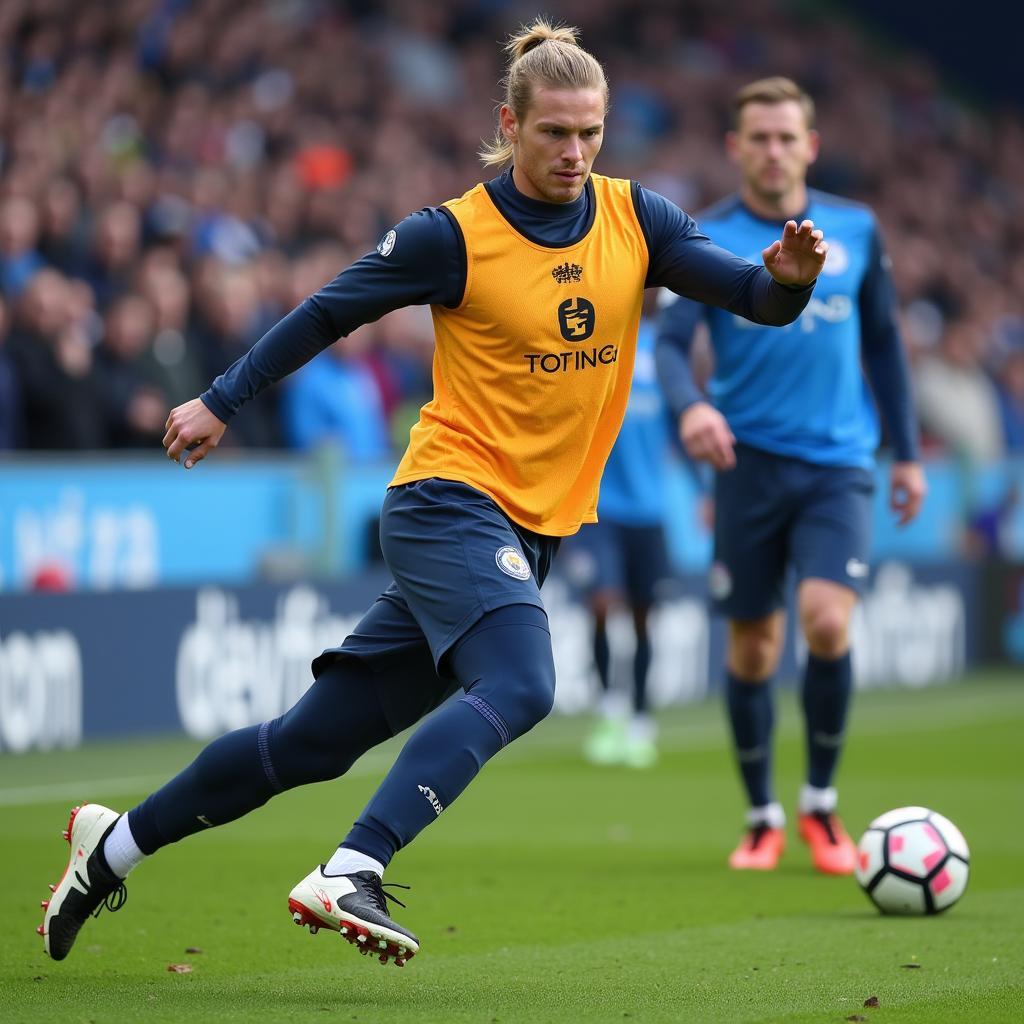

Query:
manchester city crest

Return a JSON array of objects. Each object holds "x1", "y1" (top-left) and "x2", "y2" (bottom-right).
[{"x1": 495, "y1": 545, "x2": 532, "y2": 580}]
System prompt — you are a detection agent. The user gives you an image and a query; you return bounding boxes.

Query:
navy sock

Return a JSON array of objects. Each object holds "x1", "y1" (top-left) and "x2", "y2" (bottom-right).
[
  {"x1": 128, "y1": 660, "x2": 393, "y2": 854},
  {"x1": 802, "y1": 651, "x2": 853, "y2": 789},
  {"x1": 633, "y1": 628, "x2": 651, "y2": 715},
  {"x1": 593, "y1": 619, "x2": 610, "y2": 691},
  {"x1": 341, "y1": 604, "x2": 554, "y2": 867},
  {"x1": 725, "y1": 671, "x2": 775, "y2": 808}
]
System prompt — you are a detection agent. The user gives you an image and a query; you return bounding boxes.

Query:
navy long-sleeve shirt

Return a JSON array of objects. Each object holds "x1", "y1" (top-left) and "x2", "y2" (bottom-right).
[{"x1": 202, "y1": 169, "x2": 813, "y2": 423}]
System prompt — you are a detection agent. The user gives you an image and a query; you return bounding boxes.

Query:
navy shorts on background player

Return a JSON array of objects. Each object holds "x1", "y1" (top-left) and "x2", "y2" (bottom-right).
[
  {"x1": 565, "y1": 519, "x2": 669, "y2": 606},
  {"x1": 711, "y1": 444, "x2": 874, "y2": 620}
]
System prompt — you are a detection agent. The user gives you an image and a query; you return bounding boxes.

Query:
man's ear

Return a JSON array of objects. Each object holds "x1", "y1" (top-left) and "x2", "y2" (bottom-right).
[
  {"x1": 499, "y1": 104, "x2": 517, "y2": 143},
  {"x1": 806, "y1": 129, "x2": 820, "y2": 167}
]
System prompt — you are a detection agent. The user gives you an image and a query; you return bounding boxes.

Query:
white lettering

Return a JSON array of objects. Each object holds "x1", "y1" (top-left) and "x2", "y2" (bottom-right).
[
  {"x1": 10, "y1": 489, "x2": 158, "y2": 590},
  {"x1": 800, "y1": 294, "x2": 854, "y2": 332},
  {"x1": 730, "y1": 293, "x2": 853, "y2": 333},
  {"x1": 0, "y1": 629, "x2": 82, "y2": 753},
  {"x1": 175, "y1": 587, "x2": 362, "y2": 738}
]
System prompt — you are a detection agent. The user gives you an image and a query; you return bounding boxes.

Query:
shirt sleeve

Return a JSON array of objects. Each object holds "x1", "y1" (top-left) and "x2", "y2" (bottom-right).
[
  {"x1": 654, "y1": 292, "x2": 707, "y2": 420},
  {"x1": 858, "y1": 221, "x2": 920, "y2": 461},
  {"x1": 201, "y1": 207, "x2": 463, "y2": 422},
  {"x1": 634, "y1": 184, "x2": 814, "y2": 327}
]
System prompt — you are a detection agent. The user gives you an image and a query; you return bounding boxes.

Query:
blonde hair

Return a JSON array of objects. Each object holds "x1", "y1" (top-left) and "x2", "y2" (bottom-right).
[
  {"x1": 734, "y1": 76, "x2": 816, "y2": 129},
  {"x1": 479, "y1": 18, "x2": 608, "y2": 168}
]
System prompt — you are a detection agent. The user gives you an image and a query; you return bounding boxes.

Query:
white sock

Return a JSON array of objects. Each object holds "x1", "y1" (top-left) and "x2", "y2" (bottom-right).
[
  {"x1": 627, "y1": 714, "x2": 656, "y2": 744},
  {"x1": 799, "y1": 784, "x2": 838, "y2": 815},
  {"x1": 747, "y1": 802, "x2": 786, "y2": 829},
  {"x1": 102, "y1": 815, "x2": 147, "y2": 879},
  {"x1": 324, "y1": 847, "x2": 385, "y2": 878},
  {"x1": 597, "y1": 691, "x2": 628, "y2": 720}
]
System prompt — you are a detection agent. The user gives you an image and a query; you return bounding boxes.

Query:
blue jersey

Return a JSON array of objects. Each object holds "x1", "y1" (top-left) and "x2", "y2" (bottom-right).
[
  {"x1": 598, "y1": 319, "x2": 670, "y2": 526},
  {"x1": 656, "y1": 191, "x2": 918, "y2": 469}
]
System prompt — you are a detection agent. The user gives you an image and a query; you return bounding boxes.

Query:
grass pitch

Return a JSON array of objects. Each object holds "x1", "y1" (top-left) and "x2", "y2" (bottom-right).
[{"x1": 2, "y1": 673, "x2": 1022, "y2": 1023}]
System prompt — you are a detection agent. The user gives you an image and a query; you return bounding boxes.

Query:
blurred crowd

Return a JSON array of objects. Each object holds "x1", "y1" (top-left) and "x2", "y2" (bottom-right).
[{"x1": 0, "y1": 0, "x2": 1021, "y2": 462}]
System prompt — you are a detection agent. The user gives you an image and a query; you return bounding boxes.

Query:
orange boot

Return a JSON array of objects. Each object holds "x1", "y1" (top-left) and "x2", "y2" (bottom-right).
[
  {"x1": 728, "y1": 812, "x2": 786, "y2": 870},
  {"x1": 798, "y1": 810, "x2": 857, "y2": 875}
]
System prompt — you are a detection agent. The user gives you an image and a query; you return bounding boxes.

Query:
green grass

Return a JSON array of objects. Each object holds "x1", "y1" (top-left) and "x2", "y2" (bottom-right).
[{"x1": 2, "y1": 673, "x2": 1022, "y2": 1023}]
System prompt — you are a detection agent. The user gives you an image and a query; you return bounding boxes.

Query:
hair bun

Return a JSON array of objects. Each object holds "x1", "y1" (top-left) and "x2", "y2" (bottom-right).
[{"x1": 507, "y1": 19, "x2": 579, "y2": 63}]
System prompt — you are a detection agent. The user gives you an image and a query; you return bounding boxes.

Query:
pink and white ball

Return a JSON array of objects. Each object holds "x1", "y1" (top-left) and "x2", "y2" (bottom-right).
[{"x1": 855, "y1": 807, "x2": 970, "y2": 915}]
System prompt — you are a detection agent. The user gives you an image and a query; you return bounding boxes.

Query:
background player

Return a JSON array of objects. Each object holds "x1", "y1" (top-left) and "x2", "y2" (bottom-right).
[
  {"x1": 657, "y1": 77, "x2": 926, "y2": 874},
  {"x1": 40, "y1": 32, "x2": 828, "y2": 966},
  {"x1": 570, "y1": 306, "x2": 673, "y2": 769}
]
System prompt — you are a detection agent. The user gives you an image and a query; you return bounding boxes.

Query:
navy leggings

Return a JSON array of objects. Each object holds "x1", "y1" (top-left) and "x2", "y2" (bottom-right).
[{"x1": 127, "y1": 603, "x2": 555, "y2": 861}]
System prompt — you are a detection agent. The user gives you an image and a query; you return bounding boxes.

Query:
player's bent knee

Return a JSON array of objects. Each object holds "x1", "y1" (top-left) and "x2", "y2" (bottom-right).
[
  {"x1": 501, "y1": 663, "x2": 556, "y2": 739},
  {"x1": 265, "y1": 714, "x2": 359, "y2": 787},
  {"x1": 451, "y1": 604, "x2": 556, "y2": 743},
  {"x1": 803, "y1": 606, "x2": 850, "y2": 658},
  {"x1": 729, "y1": 635, "x2": 780, "y2": 680}
]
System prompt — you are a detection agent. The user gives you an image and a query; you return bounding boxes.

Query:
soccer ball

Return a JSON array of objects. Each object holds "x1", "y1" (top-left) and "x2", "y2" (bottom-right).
[{"x1": 854, "y1": 807, "x2": 969, "y2": 915}]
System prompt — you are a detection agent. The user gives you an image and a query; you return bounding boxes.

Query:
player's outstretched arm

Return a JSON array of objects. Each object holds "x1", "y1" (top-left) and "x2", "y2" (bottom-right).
[
  {"x1": 163, "y1": 398, "x2": 227, "y2": 469},
  {"x1": 762, "y1": 219, "x2": 828, "y2": 286},
  {"x1": 636, "y1": 187, "x2": 814, "y2": 326}
]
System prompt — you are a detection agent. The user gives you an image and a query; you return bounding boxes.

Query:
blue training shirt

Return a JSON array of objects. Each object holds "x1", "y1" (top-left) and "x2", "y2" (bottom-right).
[
  {"x1": 598, "y1": 318, "x2": 671, "y2": 526},
  {"x1": 656, "y1": 191, "x2": 919, "y2": 469},
  {"x1": 199, "y1": 169, "x2": 814, "y2": 425}
]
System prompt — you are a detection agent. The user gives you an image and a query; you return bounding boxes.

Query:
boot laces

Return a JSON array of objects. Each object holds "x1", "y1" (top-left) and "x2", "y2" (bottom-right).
[
  {"x1": 747, "y1": 823, "x2": 772, "y2": 850},
  {"x1": 811, "y1": 810, "x2": 839, "y2": 845},
  {"x1": 91, "y1": 882, "x2": 128, "y2": 918},
  {"x1": 364, "y1": 874, "x2": 411, "y2": 914}
]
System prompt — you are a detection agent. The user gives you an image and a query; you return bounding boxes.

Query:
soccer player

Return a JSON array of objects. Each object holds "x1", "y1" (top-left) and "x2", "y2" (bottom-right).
[
  {"x1": 656, "y1": 77, "x2": 926, "y2": 874},
  {"x1": 39, "y1": 29, "x2": 828, "y2": 966},
  {"x1": 572, "y1": 312, "x2": 672, "y2": 769}
]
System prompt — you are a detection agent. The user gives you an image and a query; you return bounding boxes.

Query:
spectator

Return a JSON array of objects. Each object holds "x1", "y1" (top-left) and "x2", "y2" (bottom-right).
[
  {"x1": 80, "y1": 202, "x2": 143, "y2": 311},
  {"x1": 193, "y1": 264, "x2": 279, "y2": 448},
  {"x1": 995, "y1": 342, "x2": 1024, "y2": 452},
  {"x1": 93, "y1": 294, "x2": 169, "y2": 448},
  {"x1": 6, "y1": 269, "x2": 105, "y2": 449},
  {"x1": 281, "y1": 328, "x2": 391, "y2": 461},
  {"x1": 38, "y1": 178, "x2": 86, "y2": 276},
  {"x1": 0, "y1": 197, "x2": 46, "y2": 298},
  {"x1": 136, "y1": 261, "x2": 206, "y2": 410},
  {"x1": 915, "y1": 319, "x2": 1005, "y2": 462}
]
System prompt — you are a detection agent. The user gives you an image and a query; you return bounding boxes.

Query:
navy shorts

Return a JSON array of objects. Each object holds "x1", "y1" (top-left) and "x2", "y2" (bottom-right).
[
  {"x1": 313, "y1": 478, "x2": 559, "y2": 706},
  {"x1": 710, "y1": 444, "x2": 874, "y2": 620},
  {"x1": 562, "y1": 518, "x2": 669, "y2": 606}
]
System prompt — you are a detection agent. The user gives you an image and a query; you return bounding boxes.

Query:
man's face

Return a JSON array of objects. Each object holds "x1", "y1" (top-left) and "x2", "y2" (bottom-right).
[
  {"x1": 727, "y1": 100, "x2": 819, "y2": 205},
  {"x1": 501, "y1": 86, "x2": 605, "y2": 204}
]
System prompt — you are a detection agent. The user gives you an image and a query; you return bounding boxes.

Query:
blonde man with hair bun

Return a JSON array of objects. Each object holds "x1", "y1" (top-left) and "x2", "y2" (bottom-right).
[{"x1": 40, "y1": 24, "x2": 828, "y2": 968}]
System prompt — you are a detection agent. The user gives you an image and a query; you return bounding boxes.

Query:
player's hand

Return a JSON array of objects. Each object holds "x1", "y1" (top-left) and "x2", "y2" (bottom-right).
[
  {"x1": 890, "y1": 461, "x2": 927, "y2": 526},
  {"x1": 762, "y1": 219, "x2": 828, "y2": 286},
  {"x1": 163, "y1": 398, "x2": 227, "y2": 470},
  {"x1": 680, "y1": 402, "x2": 736, "y2": 471}
]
